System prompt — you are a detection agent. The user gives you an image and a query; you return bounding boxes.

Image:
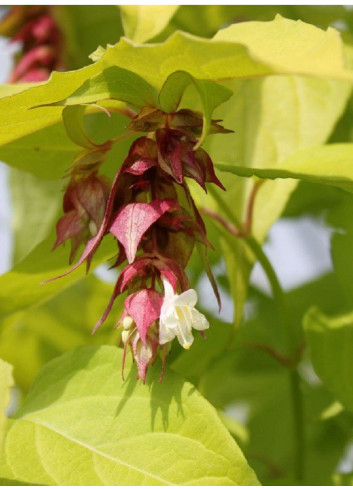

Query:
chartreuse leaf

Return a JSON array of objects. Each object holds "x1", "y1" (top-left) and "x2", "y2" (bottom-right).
[
  {"x1": 304, "y1": 307, "x2": 353, "y2": 412},
  {"x1": 194, "y1": 75, "x2": 351, "y2": 329},
  {"x1": 216, "y1": 143, "x2": 353, "y2": 194},
  {"x1": 104, "y1": 17, "x2": 352, "y2": 86},
  {"x1": 62, "y1": 105, "x2": 96, "y2": 148},
  {"x1": 0, "y1": 110, "x2": 134, "y2": 180},
  {"x1": 0, "y1": 16, "x2": 351, "y2": 147},
  {"x1": 0, "y1": 275, "x2": 120, "y2": 392},
  {"x1": 55, "y1": 66, "x2": 158, "y2": 109},
  {"x1": 0, "y1": 232, "x2": 116, "y2": 322},
  {"x1": 214, "y1": 15, "x2": 348, "y2": 78},
  {"x1": 159, "y1": 71, "x2": 233, "y2": 146},
  {"x1": 0, "y1": 359, "x2": 13, "y2": 451},
  {"x1": 0, "y1": 121, "x2": 79, "y2": 179},
  {"x1": 1, "y1": 346, "x2": 259, "y2": 486},
  {"x1": 120, "y1": 5, "x2": 179, "y2": 43}
]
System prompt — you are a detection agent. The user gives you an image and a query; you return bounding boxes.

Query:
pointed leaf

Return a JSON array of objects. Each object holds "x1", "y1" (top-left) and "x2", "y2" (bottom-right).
[
  {"x1": 216, "y1": 143, "x2": 353, "y2": 194},
  {"x1": 53, "y1": 66, "x2": 158, "y2": 109},
  {"x1": 1, "y1": 346, "x2": 259, "y2": 485}
]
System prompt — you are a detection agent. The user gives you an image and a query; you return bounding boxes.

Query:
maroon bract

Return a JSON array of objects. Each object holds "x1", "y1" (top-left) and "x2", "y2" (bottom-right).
[
  {"x1": 156, "y1": 129, "x2": 225, "y2": 191},
  {"x1": 53, "y1": 174, "x2": 110, "y2": 263}
]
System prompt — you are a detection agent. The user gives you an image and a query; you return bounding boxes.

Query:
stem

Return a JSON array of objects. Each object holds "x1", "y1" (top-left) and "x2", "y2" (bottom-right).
[
  {"x1": 247, "y1": 235, "x2": 305, "y2": 481},
  {"x1": 290, "y1": 370, "x2": 305, "y2": 482},
  {"x1": 203, "y1": 188, "x2": 305, "y2": 481}
]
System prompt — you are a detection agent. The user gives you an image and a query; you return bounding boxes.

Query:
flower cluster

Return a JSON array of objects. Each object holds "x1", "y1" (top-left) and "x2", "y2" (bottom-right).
[
  {"x1": 50, "y1": 107, "x2": 228, "y2": 382},
  {"x1": 0, "y1": 5, "x2": 64, "y2": 82}
]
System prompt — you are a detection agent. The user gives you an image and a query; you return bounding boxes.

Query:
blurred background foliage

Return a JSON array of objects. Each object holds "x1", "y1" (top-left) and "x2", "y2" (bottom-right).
[{"x1": 1, "y1": 5, "x2": 353, "y2": 485}]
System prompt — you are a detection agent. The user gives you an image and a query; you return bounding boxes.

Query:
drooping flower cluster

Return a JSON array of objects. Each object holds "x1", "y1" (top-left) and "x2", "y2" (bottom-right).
[
  {"x1": 0, "y1": 5, "x2": 64, "y2": 82},
  {"x1": 50, "y1": 107, "x2": 229, "y2": 382}
]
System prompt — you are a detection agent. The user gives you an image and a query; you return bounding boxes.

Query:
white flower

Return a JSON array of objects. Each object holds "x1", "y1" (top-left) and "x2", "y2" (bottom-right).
[{"x1": 159, "y1": 278, "x2": 209, "y2": 349}]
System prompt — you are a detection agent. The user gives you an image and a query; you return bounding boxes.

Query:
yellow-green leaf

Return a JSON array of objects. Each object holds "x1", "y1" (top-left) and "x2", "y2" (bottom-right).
[
  {"x1": 120, "y1": 5, "x2": 179, "y2": 43},
  {"x1": 1, "y1": 346, "x2": 259, "y2": 486}
]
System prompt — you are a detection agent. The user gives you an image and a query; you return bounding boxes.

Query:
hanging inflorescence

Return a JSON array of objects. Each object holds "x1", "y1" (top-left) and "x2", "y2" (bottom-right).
[
  {"x1": 49, "y1": 107, "x2": 230, "y2": 382},
  {"x1": 0, "y1": 5, "x2": 64, "y2": 82}
]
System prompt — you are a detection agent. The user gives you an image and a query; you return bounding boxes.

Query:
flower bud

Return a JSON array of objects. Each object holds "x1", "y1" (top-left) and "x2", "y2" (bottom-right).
[{"x1": 122, "y1": 315, "x2": 134, "y2": 331}]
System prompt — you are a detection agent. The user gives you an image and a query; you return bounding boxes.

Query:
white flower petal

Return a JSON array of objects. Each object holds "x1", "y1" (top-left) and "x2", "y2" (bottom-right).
[
  {"x1": 159, "y1": 318, "x2": 177, "y2": 344},
  {"x1": 159, "y1": 280, "x2": 208, "y2": 349},
  {"x1": 175, "y1": 322, "x2": 194, "y2": 349},
  {"x1": 173, "y1": 288, "x2": 198, "y2": 307},
  {"x1": 191, "y1": 308, "x2": 209, "y2": 331},
  {"x1": 162, "y1": 277, "x2": 175, "y2": 305}
]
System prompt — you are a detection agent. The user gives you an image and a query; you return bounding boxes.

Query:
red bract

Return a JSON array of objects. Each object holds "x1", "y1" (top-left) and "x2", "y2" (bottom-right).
[
  {"x1": 2, "y1": 6, "x2": 64, "y2": 83},
  {"x1": 123, "y1": 289, "x2": 163, "y2": 343},
  {"x1": 92, "y1": 254, "x2": 189, "y2": 335},
  {"x1": 130, "y1": 330, "x2": 159, "y2": 383},
  {"x1": 109, "y1": 199, "x2": 178, "y2": 263},
  {"x1": 10, "y1": 45, "x2": 56, "y2": 82}
]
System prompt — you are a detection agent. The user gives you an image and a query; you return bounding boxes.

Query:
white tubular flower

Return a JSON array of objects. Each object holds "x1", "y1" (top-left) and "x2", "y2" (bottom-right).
[{"x1": 159, "y1": 278, "x2": 209, "y2": 349}]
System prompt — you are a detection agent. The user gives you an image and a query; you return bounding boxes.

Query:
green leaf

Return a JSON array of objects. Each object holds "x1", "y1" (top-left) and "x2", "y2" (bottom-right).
[
  {"x1": 55, "y1": 6, "x2": 123, "y2": 69},
  {"x1": 0, "y1": 275, "x2": 120, "y2": 392},
  {"x1": 0, "y1": 122, "x2": 79, "y2": 178},
  {"x1": 159, "y1": 71, "x2": 233, "y2": 146},
  {"x1": 0, "y1": 359, "x2": 13, "y2": 452},
  {"x1": 62, "y1": 105, "x2": 96, "y2": 148},
  {"x1": 120, "y1": 5, "x2": 179, "y2": 43},
  {"x1": 213, "y1": 14, "x2": 350, "y2": 79},
  {"x1": 1, "y1": 16, "x2": 351, "y2": 147},
  {"x1": 10, "y1": 169, "x2": 62, "y2": 264},
  {"x1": 171, "y1": 318, "x2": 232, "y2": 383},
  {"x1": 331, "y1": 232, "x2": 353, "y2": 305},
  {"x1": 216, "y1": 143, "x2": 353, "y2": 194},
  {"x1": 199, "y1": 346, "x2": 352, "y2": 485},
  {"x1": 0, "y1": 232, "x2": 116, "y2": 322},
  {"x1": 220, "y1": 234, "x2": 253, "y2": 329},
  {"x1": 304, "y1": 307, "x2": 353, "y2": 411},
  {"x1": 55, "y1": 66, "x2": 158, "y2": 109},
  {"x1": 1, "y1": 346, "x2": 259, "y2": 485},
  {"x1": 194, "y1": 74, "x2": 351, "y2": 329},
  {"x1": 158, "y1": 6, "x2": 347, "y2": 40}
]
